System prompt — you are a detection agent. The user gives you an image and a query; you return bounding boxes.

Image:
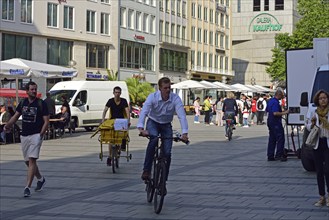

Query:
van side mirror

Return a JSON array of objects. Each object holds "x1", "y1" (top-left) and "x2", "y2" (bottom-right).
[{"x1": 300, "y1": 92, "x2": 308, "y2": 106}]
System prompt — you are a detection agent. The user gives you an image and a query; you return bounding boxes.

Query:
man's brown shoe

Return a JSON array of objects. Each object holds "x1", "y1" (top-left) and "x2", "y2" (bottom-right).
[{"x1": 141, "y1": 170, "x2": 150, "y2": 180}]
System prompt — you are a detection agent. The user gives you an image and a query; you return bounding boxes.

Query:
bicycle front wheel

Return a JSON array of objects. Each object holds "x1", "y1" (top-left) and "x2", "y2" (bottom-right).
[
  {"x1": 154, "y1": 161, "x2": 167, "y2": 214},
  {"x1": 146, "y1": 179, "x2": 154, "y2": 203}
]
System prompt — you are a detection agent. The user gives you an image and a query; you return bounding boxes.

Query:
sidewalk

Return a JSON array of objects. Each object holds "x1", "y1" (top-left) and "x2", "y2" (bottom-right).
[{"x1": 0, "y1": 116, "x2": 328, "y2": 220}]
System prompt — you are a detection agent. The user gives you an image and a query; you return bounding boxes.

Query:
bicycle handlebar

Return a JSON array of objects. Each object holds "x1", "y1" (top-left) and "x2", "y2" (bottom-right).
[{"x1": 139, "y1": 133, "x2": 190, "y2": 145}]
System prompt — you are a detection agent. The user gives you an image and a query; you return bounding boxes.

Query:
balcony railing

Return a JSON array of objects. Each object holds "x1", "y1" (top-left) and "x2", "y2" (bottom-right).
[
  {"x1": 191, "y1": 65, "x2": 235, "y2": 76},
  {"x1": 159, "y1": 34, "x2": 190, "y2": 47},
  {"x1": 216, "y1": 3, "x2": 226, "y2": 13}
]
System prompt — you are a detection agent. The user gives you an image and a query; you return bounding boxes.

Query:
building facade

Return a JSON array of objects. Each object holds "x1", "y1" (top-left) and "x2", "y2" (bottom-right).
[
  {"x1": 188, "y1": 0, "x2": 234, "y2": 83},
  {"x1": 231, "y1": 0, "x2": 299, "y2": 87}
]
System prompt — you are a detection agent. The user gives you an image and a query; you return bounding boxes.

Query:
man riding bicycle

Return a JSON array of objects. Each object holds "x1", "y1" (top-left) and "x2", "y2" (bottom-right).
[
  {"x1": 222, "y1": 92, "x2": 239, "y2": 137},
  {"x1": 137, "y1": 77, "x2": 189, "y2": 181}
]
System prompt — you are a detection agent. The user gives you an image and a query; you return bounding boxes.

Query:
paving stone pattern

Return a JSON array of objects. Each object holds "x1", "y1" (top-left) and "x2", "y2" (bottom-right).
[{"x1": 1, "y1": 116, "x2": 328, "y2": 220}]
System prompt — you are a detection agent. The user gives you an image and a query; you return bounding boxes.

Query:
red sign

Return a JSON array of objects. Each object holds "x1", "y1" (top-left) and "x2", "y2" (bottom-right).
[{"x1": 134, "y1": 34, "x2": 145, "y2": 41}]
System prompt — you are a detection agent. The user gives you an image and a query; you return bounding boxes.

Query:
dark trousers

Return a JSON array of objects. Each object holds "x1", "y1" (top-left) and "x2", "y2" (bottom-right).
[
  {"x1": 257, "y1": 111, "x2": 265, "y2": 124},
  {"x1": 267, "y1": 124, "x2": 285, "y2": 158},
  {"x1": 313, "y1": 138, "x2": 329, "y2": 196},
  {"x1": 204, "y1": 110, "x2": 210, "y2": 124}
]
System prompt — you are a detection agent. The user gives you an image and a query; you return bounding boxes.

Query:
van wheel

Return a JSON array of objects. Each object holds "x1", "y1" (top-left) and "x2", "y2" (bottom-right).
[{"x1": 84, "y1": 126, "x2": 94, "y2": 132}]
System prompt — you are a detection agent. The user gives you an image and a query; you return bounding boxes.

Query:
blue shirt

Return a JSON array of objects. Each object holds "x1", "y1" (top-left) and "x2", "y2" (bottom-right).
[
  {"x1": 266, "y1": 97, "x2": 282, "y2": 126},
  {"x1": 137, "y1": 91, "x2": 188, "y2": 134}
]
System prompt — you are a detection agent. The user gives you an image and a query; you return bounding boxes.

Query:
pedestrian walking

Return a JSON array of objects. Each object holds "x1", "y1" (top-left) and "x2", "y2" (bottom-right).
[
  {"x1": 4, "y1": 81, "x2": 49, "y2": 197},
  {"x1": 193, "y1": 97, "x2": 201, "y2": 123},
  {"x1": 256, "y1": 94, "x2": 267, "y2": 125},
  {"x1": 305, "y1": 90, "x2": 329, "y2": 207}
]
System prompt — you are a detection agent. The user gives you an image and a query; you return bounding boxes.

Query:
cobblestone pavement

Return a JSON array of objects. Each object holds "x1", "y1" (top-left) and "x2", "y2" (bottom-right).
[{"x1": 1, "y1": 116, "x2": 328, "y2": 220}]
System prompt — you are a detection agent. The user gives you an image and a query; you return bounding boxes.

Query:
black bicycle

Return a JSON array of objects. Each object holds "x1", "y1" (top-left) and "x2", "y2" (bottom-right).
[
  {"x1": 224, "y1": 112, "x2": 235, "y2": 141},
  {"x1": 141, "y1": 131, "x2": 189, "y2": 214}
]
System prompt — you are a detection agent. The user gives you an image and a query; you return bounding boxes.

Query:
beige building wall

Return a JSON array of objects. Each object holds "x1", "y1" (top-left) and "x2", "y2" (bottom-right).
[
  {"x1": 188, "y1": 0, "x2": 233, "y2": 83},
  {"x1": 231, "y1": 0, "x2": 299, "y2": 87}
]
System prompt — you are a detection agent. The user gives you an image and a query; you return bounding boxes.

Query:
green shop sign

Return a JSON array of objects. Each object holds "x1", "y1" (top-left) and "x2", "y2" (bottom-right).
[{"x1": 249, "y1": 13, "x2": 283, "y2": 32}]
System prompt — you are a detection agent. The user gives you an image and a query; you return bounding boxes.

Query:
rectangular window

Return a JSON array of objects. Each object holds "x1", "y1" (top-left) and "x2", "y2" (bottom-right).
[
  {"x1": 203, "y1": 53, "x2": 207, "y2": 67},
  {"x1": 215, "y1": 55, "x2": 218, "y2": 68},
  {"x1": 64, "y1": 6, "x2": 74, "y2": 30},
  {"x1": 220, "y1": 13, "x2": 224, "y2": 27},
  {"x1": 220, "y1": 34, "x2": 224, "y2": 48},
  {"x1": 47, "y1": 39, "x2": 73, "y2": 66},
  {"x1": 275, "y1": 0, "x2": 284, "y2": 10},
  {"x1": 237, "y1": 0, "x2": 241, "y2": 12},
  {"x1": 197, "y1": 51, "x2": 201, "y2": 66},
  {"x1": 225, "y1": 35, "x2": 229, "y2": 49},
  {"x1": 47, "y1": 3, "x2": 58, "y2": 27},
  {"x1": 121, "y1": 8, "x2": 126, "y2": 27},
  {"x1": 159, "y1": 20, "x2": 163, "y2": 36},
  {"x1": 101, "y1": 13, "x2": 110, "y2": 35},
  {"x1": 86, "y1": 44, "x2": 108, "y2": 68},
  {"x1": 165, "y1": 0, "x2": 169, "y2": 12},
  {"x1": 191, "y1": 3, "x2": 195, "y2": 17},
  {"x1": 165, "y1": 22, "x2": 169, "y2": 35},
  {"x1": 203, "y1": 30, "x2": 208, "y2": 44},
  {"x1": 2, "y1": 33, "x2": 32, "y2": 60},
  {"x1": 220, "y1": 56, "x2": 223, "y2": 69},
  {"x1": 128, "y1": 9, "x2": 134, "y2": 29},
  {"x1": 226, "y1": 0, "x2": 229, "y2": 7},
  {"x1": 159, "y1": 0, "x2": 163, "y2": 11},
  {"x1": 143, "y1": 13, "x2": 148, "y2": 32},
  {"x1": 2, "y1": 0, "x2": 14, "y2": 21},
  {"x1": 197, "y1": 5, "x2": 202, "y2": 19},
  {"x1": 101, "y1": 0, "x2": 109, "y2": 3},
  {"x1": 171, "y1": 0, "x2": 175, "y2": 14},
  {"x1": 225, "y1": 56, "x2": 228, "y2": 70},
  {"x1": 215, "y1": 32, "x2": 219, "y2": 46},
  {"x1": 197, "y1": 28, "x2": 202, "y2": 43},
  {"x1": 209, "y1": 9, "x2": 213, "y2": 23},
  {"x1": 204, "y1": 7, "x2": 207, "y2": 21},
  {"x1": 136, "y1": 11, "x2": 141, "y2": 31},
  {"x1": 150, "y1": 16, "x2": 155, "y2": 34},
  {"x1": 176, "y1": 25, "x2": 181, "y2": 39},
  {"x1": 191, "y1": 50, "x2": 195, "y2": 66},
  {"x1": 159, "y1": 48, "x2": 187, "y2": 72},
  {"x1": 253, "y1": 0, "x2": 260, "y2": 11},
  {"x1": 191, "y1": 26, "x2": 196, "y2": 41},
  {"x1": 182, "y1": 1, "x2": 186, "y2": 18},
  {"x1": 21, "y1": 0, "x2": 32, "y2": 23},
  {"x1": 209, "y1": 54, "x2": 213, "y2": 68},
  {"x1": 225, "y1": 15, "x2": 229, "y2": 28},
  {"x1": 182, "y1": 26, "x2": 186, "y2": 41},
  {"x1": 264, "y1": 0, "x2": 269, "y2": 11},
  {"x1": 171, "y1": 24, "x2": 175, "y2": 38},
  {"x1": 87, "y1": 10, "x2": 96, "y2": 33},
  {"x1": 209, "y1": 31, "x2": 213, "y2": 45},
  {"x1": 215, "y1": 12, "x2": 219, "y2": 24},
  {"x1": 177, "y1": 0, "x2": 181, "y2": 16}
]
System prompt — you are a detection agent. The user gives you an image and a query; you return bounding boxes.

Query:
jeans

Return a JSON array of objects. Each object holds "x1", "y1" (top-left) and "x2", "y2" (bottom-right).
[
  {"x1": 313, "y1": 138, "x2": 329, "y2": 196},
  {"x1": 267, "y1": 124, "x2": 285, "y2": 158},
  {"x1": 243, "y1": 117, "x2": 248, "y2": 126},
  {"x1": 224, "y1": 111, "x2": 235, "y2": 136},
  {"x1": 143, "y1": 118, "x2": 173, "y2": 176},
  {"x1": 194, "y1": 115, "x2": 199, "y2": 122}
]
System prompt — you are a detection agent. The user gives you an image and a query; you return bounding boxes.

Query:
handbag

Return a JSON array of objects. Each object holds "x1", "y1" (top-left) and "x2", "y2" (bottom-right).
[{"x1": 305, "y1": 125, "x2": 320, "y2": 148}]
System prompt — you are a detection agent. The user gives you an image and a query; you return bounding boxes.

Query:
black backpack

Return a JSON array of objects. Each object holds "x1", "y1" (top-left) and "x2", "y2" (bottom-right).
[{"x1": 257, "y1": 100, "x2": 264, "y2": 110}]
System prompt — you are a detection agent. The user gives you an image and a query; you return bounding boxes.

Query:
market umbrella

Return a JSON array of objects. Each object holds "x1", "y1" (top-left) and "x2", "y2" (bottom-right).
[{"x1": 171, "y1": 80, "x2": 206, "y2": 89}]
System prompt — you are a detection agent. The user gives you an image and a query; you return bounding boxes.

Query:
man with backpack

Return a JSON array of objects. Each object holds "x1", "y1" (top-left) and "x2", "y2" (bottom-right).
[
  {"x1": 256, "y1": 94, "x2": 267, "y2": 125},
  {"x1": 4, "y1": 81, "x2": 49, "y2": 197}
]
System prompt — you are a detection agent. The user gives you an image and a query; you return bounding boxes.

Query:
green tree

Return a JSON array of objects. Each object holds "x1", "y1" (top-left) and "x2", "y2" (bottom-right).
[
  {"x1": 106, "y1": 69, "x2": 118, "y2": 81},
  {"x1": 266, "y1": 0, "x2": 329, "y2": 82},
  {"x1": 125, "y1": 77, "x2": 155, "y2": 105}
]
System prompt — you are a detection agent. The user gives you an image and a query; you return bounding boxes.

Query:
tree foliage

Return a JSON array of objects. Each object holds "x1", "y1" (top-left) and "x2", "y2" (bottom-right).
[
  {"x1": 266, "y1": 0, "x2": 329, "y2": 82},
  {"x1": 106, "y1": 69, "x2": 118, "y2": 81},
  {"x1": 125, "y1": 78, "x2": 155, "y2": 105}
]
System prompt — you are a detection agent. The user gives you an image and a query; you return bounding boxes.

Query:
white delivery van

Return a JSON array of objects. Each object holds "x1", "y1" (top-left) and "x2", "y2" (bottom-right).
[{"x1": 49, "y1": 81, "x2": 130, "y2": 131}]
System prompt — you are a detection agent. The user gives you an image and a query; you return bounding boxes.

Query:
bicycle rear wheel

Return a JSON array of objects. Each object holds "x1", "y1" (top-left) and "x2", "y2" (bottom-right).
[
  {"x1": 111, "y1": 145, "x2": 118, "y2": 173},
  {"x1": 227, "y1": 127, "x2": 232, "y2": 141},
  {"x1": 154, "y1": 161, "x2": 167, "y2": 214}
]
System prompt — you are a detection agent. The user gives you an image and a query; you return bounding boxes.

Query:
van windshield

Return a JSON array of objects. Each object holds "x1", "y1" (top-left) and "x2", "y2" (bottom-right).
[
  {"x1": 311, "y1": 70, "x2": 329, "y2": 101},
  {"x1": 49, "y1": 90, "x2": 76, "y2": 105}
]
